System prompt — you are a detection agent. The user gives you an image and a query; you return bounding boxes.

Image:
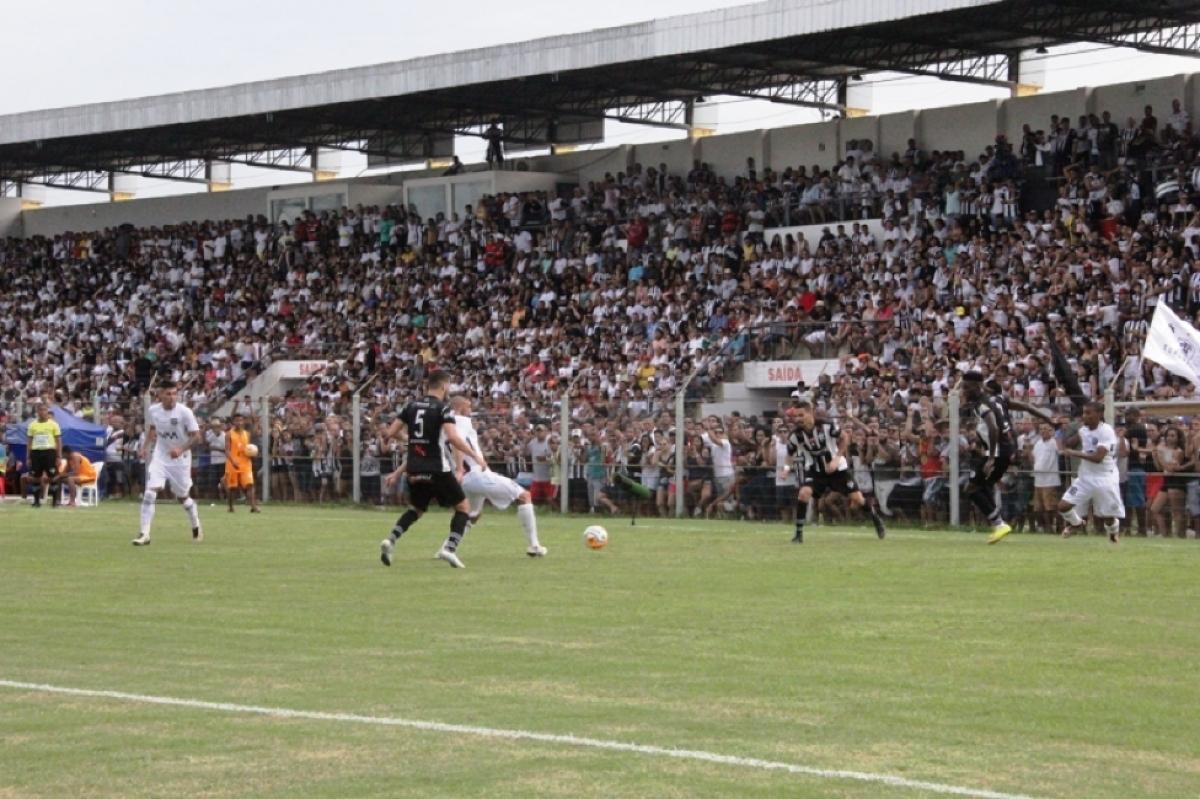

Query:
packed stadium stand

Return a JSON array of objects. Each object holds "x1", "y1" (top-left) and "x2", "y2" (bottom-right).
[{"x1": 4, "y1": 0, "x2": 1200, "y2": 536}]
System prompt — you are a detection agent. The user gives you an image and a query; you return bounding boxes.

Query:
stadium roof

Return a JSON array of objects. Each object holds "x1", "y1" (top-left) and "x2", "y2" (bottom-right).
[{"x1": 2, "y1": 0, "x2": 1198, "y2": 193}]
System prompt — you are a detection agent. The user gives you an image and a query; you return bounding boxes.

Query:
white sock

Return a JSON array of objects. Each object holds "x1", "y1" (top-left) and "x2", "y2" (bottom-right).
[
  {"x1": 140, "y1": 490, "x2": 157, "y2": 536},
  {"x1": 1061, "y1": 508, "x2": 1084, "y2": 527},
  {"x1": 1104, "y1": 519, "x2": 1119, "y2": 535},
  {"x1": 182, "y1": 498, "x2": 200, "y2": 529},
  {"x1": 517, "y1": 503, "x2": 540, "y2": 548}
]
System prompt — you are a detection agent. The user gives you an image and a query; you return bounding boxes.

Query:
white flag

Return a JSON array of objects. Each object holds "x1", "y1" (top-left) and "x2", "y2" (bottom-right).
[{"x1": 1142, "y1": 302, "x2": 1200, "y2": 386}]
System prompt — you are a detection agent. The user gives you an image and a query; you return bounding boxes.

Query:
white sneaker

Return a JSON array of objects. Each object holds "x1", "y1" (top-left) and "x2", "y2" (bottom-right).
[
  {"x1": 131, "y1": 533, "x2": 151, "y2": 547},
  {"x1": 380, "y1": 538, "x2": 394, "y2": 567},
  {"x1": 435, "y1": 547, "x2": 465, "y2": 569},
  {"x1": 526, "y1": 545, "x2": 548, "y2": 558}
]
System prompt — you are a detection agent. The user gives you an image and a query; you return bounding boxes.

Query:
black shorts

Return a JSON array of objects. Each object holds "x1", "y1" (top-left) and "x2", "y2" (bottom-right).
[
  {"x1": 970, "y1": 447, "x2": 1013, "y2": 489},
  {"x1": 408, "y1": 471, "x2": 465, "y2": 511},
  {"x1": 29, "y1": 450, "x2": 58, "y2": 478},
  {"x1": 803, "y1": 469, "x2": 859, "y2": 499}
]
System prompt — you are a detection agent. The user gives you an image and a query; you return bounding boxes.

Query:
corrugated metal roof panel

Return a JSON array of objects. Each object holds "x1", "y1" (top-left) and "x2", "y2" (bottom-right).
[{"x1": 0, "y1": 0, "x2": 999, "y2": 146}]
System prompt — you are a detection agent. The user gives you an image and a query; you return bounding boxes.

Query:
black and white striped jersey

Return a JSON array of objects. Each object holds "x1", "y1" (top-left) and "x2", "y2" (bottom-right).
[
  {"x1": 972, "y1": 396, "x2": 1015, "y2": 454},
  {"x1": 788, "y1": 420, "x2": 848, "y2": 474}
]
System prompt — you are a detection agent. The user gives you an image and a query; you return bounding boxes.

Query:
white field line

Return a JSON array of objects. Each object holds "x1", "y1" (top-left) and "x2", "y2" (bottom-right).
[{"x1": 0, "y1": 679, "x2": 1040, "y2": 799}]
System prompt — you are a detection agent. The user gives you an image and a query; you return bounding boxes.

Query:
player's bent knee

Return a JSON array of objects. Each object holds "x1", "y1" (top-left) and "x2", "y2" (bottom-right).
[
  {"x1": 142, "y1": 490, "x2": 157, "y2": 506},
  {"x1": 517, "y1": 491, "x2": 532, "y2": 504}
]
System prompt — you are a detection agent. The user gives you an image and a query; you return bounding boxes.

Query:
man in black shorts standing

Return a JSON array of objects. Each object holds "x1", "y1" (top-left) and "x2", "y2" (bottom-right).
[
  {"x1": 379, "y1": 371, "x2": 489, "y2": 569},
  {"x1": 25, "y1": 403, "x2": 62, "y2": 508},
  {"x1": 788, "y1": 401, "x2": 886, "y2": 543}
]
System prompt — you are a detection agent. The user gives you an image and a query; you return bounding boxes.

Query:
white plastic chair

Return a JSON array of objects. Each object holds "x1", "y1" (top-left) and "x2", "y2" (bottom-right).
[
  {"x1": 79, "y1": 463, "x2": 103, "y2": 507},
  {"x1": 60, "y1": 463, "x2": 103, "y2": 507}
]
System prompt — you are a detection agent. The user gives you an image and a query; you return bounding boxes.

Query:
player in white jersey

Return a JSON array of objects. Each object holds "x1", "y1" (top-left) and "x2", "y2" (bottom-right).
[
  {"x1": 132, "y1": 383, "x2": 204, "y2": 546},
  {"x1": 1057, "y1": 401, "x2": 1125, "y2": 544},
  {"x1": 449, "y1": 396, "x2": 546, "y2": 557}
]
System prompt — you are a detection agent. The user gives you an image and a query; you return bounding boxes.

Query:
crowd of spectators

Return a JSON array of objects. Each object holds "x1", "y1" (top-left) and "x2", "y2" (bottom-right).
[{"x1": 5, "y1": 99, "x2": 1200, "y2": 532}]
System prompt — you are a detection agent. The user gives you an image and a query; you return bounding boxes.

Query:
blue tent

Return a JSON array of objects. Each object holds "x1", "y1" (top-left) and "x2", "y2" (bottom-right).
[{"x1": 4, "y1": 405, "x2": 108, "y2": 466}]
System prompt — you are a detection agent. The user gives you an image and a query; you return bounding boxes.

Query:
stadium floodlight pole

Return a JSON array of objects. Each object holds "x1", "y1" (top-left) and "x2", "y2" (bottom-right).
[
  {"x1": 560, "y1": 372, "x2": 586, "y2": 515},
  {"x1": 949, "y1": 389, "x2": 961, "y2": 528},
  {"x1": 675, "y1": 366, "x2": 702, "y2": 518},
  {"x1": 259, "y1": 395, "x2": 271, "y2": 504}
]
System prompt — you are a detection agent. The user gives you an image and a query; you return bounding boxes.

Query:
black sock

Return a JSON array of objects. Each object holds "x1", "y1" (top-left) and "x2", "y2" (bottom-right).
[
  {"x1": 794, "y1": 500, "x2": 808, "y2": 538},
  {"x1": 445, "y1": 510, "x2": 469, "y2": 552},
  {"x1": 390, "y1": 509, "x2": 420, "y2": 542},
  {"x1": 866, "y1": 503, "x2": 883, "y2": 525}
]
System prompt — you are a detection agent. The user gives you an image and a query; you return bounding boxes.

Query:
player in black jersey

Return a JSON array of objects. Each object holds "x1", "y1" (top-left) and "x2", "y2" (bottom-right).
[
  {"x1": 788, "y1": 401, "x2": 886, "y2": 543},
  {"x1": 379, "y1": 371, "x2": 489, "y2": 569},
  {"x1": 962, "y1": 372, "x2": 1052, "y2": 544}
]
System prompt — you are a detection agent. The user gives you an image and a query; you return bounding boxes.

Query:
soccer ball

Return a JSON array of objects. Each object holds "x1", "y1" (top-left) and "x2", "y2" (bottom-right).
[
  {"x1": 244, "y1": 444, "x2": 259, "y2": 458},
  {"x1": 583, "y1": 525, "x2": 608, "y2": 550}
]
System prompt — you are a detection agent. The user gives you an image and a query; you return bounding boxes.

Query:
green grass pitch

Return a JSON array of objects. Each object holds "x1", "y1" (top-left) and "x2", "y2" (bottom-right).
[{"x1": 2, "y1": 503, "x2": 1199, "y2": 798}]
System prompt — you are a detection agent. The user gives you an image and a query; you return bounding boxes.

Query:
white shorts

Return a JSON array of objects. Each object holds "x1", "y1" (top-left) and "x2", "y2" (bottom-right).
[
  {"x1": 1062, "y1": 474, "x2": 1125, "y2": 519},
  {"x1": 146, "y1": 454, "x2": 194, "y2": 497},
  {"x1": 462, "y1": 470, "x2": 524, "y2": 511}
]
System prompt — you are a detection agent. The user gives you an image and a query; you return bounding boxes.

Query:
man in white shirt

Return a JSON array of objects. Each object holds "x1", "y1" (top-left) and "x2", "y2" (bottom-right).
[
  {"x1": 1031, "y1": 422, "x2": 1062, "y2": 535},
  {"x1": 103, "y1": 415, "x2": 127, "y2": 499},
  {"x1": 526, "y1": 426, "x2": 556, "y2": 506},
  {"x1": 450, "y1": 396, "x2": 546, "y2": 557},
  {"x1": 133, "y1": 382, "x2": 204, "y2": 546},
  {"x1": 1058, "y1": 402, "x2": 1124, "y2": 543},
  {"x1": 205, "y1": 418, "x2": 227, "y2": 501},
  {"x1": 698, "y1": 417, "x2": 735, "y2": 518},
  {"x1": 1167, "y1": 98, "x2": 1190, "y2": 135}
]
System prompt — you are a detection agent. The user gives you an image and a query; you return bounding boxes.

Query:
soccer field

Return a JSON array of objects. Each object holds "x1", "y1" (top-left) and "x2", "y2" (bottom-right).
[{"x1": 2, "y1": 505, "x2": 1198, "y2": 799}]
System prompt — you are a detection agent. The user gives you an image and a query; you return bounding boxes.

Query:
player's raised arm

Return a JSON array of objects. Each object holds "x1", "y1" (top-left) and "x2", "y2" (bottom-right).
[{"x1": 1008, "y1": 398, "x2": 1053, "y2": 422}]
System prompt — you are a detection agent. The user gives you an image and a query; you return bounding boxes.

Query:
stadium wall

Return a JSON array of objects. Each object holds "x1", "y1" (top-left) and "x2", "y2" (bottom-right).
[
  {"x1": 0, "y1": 197, "x2": 22, "y2": 237},
  {"x1": 22, "y1": 187, "x2": 272, "y2": 237},
  {"x1": 1092, "y1": 73, "x2": 1192, "y2": 126},
  {"x1": 917, "y1": 99, "x2": 1003, "y2": 158},
  {"x1": 768, "y1": 119, "x2": 839, "y2": 169},
  {"x1": 634, "y1": 139, "x2": 695, "y2": 182},
  {"x1": 877, "y1": 112, "x2": 918, "y2": 158}
]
